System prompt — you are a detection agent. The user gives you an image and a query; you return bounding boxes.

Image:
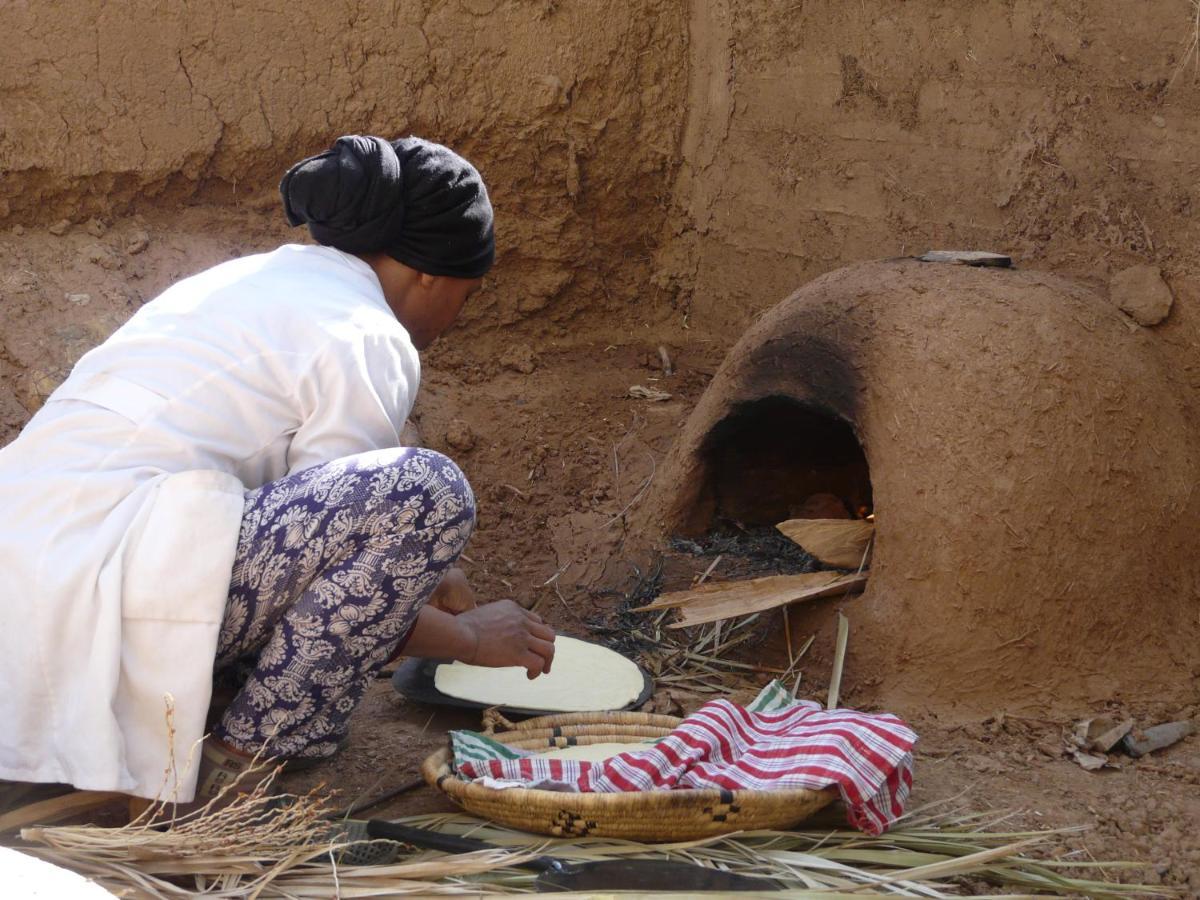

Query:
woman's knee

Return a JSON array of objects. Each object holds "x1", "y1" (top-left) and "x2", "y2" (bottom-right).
[
  {"x1": 341, "y1": 447, "x2": 475, "y2": 535},
  {"x1": 414, "y1": 449, "x2": 475, "y2": 522},
  {"x1": 261, "y1": 447, "x2": 473, "y2": 583},
  {"x1": 318, "y1": 447, "x2": 472, "y2": 511}
]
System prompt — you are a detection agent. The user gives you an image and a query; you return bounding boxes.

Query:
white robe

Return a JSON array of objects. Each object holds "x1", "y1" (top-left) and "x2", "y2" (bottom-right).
[{"x1": 0, "y1": 244, "x2": 419, "y2": 800}]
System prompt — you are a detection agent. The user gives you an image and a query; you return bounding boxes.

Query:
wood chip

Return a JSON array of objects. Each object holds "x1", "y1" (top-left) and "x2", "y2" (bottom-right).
[
  {"x1": 657, "y1": 345, "x2": 674, "y2": 376},
  {"x1": 1091, "y1": 718, "x2": 1135, "y2": 753},
  {"x1": 777, "y1": 518, "x2": 874, "y2": 569},
  {"x1": 1072, "y1": 716, "x2": 1135, "y2": 754},
  {"x1": 634, "y1": 571, "x2": 868, "y2": 629},
  {"x1": 1070, "y1": 749, "x2": 1113, "y2": 771},
  {"x1": 627, "y1": 384, "x2": 672, "y2": 402}
]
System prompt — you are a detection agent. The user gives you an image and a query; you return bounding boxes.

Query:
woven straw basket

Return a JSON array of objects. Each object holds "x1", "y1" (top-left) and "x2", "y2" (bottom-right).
[{"x1": 421, "y1": 710, "x2": 837, "y2": 842}]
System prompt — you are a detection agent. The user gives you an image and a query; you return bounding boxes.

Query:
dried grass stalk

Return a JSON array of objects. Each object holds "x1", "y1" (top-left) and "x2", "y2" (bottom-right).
[
  {"x1": 19, "y1": 759, "x2": 537, "y2": 898},
  {"x1": 17, "y1": 795, "x2": 1171, "y2": 898}
]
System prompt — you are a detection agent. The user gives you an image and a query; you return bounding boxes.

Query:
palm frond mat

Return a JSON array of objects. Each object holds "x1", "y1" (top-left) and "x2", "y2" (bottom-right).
[{"x1": 12, "y1": 785, "x2": 1170, "y2": 898}]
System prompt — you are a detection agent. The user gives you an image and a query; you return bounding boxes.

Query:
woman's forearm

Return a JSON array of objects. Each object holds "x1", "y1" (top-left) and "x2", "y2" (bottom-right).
[
  {"x1": 402, "y1": 604, "x2": 476, "y2": 661},
  {"x1": 397, "y1": 600, "x2": 556, "y2": 677}
]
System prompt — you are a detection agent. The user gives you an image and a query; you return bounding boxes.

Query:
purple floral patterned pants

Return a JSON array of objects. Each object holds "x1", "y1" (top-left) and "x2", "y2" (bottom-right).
[{"x1": 212, "y1": 447, "x2": 474, "y2": 760}]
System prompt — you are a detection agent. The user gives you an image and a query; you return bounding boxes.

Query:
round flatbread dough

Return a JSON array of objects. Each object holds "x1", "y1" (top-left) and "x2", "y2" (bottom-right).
[
  {"x1": 433, "y1": 635, "x2": 644, "y2": 712},
  {"x1": 535, "y1": 742, "x2": 652, "y2": 762}
]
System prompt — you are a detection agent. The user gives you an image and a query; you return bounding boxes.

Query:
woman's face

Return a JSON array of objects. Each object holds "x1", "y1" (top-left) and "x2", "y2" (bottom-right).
[
  {"x1": 406, "y1": 274, "x2": 484, "y2": 349},
  {"x1": 364, "y1": 254, "x2": 483, "y2": 349}
]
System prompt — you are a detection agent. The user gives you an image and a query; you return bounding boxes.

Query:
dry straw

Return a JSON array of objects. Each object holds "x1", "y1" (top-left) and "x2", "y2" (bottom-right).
[
  {"x1": 1170, "y1": 0, "x2": 1200, "y2": 87},
  {"x1": 632, "y1": 603, "x2": 793, "y2": 698},
  {"x1": 19, "y1": 770, "x2": 537, "y2": 898},
  {"x1": 6, "y1": 677, "x2": 1172, "y2": 896},
  {"x1": 8, "y1": 751, "x2": 1173, "y2": 898},
  {"x1": 16, "y1": 797, "x2": 1171, "y2": 897}
]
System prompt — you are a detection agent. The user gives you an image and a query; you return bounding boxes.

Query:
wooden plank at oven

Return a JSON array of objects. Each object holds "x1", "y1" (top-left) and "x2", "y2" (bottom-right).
[
  {"x1": 634, "y1": 570, "x2": 868, "y2": 627},
  {"x1": 776, "y1": 518, "x2": 874, "y2": 570}
]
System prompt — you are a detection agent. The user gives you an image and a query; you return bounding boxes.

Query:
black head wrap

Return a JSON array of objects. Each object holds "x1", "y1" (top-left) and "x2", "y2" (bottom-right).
[{"x1": 280, "y1": 134, "x2": 494, "y2": 278}]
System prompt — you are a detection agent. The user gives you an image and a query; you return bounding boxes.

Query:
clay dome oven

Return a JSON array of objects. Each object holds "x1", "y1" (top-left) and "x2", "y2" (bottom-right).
[{"x1": 639, "y1": 259, "x2": 1200, "y2": 713}]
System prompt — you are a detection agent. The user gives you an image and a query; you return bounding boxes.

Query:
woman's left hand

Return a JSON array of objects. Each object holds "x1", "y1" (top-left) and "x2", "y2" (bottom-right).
[{"x1": 430, "y1": 567, "x2": 477, "y2": 615}]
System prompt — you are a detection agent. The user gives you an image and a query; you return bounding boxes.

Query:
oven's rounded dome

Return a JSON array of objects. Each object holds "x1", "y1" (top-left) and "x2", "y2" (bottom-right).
[{"x1": 638, "y1": 258, "x2": 1200, "y2": 713}]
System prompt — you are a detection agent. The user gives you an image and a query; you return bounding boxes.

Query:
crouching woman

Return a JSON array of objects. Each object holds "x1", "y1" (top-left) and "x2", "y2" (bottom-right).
[{"x1": 0, "y1": 134, "x2": 554, "y2": 811}]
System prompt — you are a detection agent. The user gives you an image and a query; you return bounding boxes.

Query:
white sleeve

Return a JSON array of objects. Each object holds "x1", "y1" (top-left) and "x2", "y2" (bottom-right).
[{"x1": 285, "y1": 335, "x2": 418, "y2": 474}]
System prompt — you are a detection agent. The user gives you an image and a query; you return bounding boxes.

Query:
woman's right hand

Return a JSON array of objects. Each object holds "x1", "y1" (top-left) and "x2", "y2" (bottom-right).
[{"x1": 456, "y1": 600, "x2": 556, "y2": 679}]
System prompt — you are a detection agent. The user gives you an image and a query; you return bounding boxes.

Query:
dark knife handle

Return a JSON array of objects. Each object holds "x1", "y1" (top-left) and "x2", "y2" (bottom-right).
[{"x1": 363, "y1": 819, "x2": 565, "y2": 874}]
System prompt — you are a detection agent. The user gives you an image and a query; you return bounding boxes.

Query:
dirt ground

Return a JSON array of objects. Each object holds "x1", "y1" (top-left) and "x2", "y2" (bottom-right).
[
  {"x1": 3, "y1": 0, "x2": 1200, "y2": 894},
  {"x1": 290, "y1": 328, "x2": 1200, "y2": 892},
  {"x1": 279, "y1": 327, "x2": 1200, "y2": 892},
  {"x1": 2, "y1": 207, "x2": 1198, "y2": 892}
]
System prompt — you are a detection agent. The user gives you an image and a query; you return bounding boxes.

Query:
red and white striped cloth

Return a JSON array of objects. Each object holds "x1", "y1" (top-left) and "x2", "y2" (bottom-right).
[{"x1": 456, "y1": 694, "x2": 916, "y2": 835}]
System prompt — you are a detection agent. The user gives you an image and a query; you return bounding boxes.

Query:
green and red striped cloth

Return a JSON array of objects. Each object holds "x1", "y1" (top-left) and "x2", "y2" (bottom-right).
[{"x1": 452, "y1": 680, "x2": 916, "y2": 835}]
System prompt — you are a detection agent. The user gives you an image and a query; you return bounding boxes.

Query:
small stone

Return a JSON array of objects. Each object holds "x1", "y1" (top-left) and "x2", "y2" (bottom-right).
[
  {"x1": 1110, "y1": 263, "x2": 1174, "y2": 326},
  {"x1": 20, "y1": 368, "x2": 67, "y2": 411},
  {"x1": 516, "y1": 293, "x2": 550, "y2": 314},
  {"x1": 919, "y1": 249, "x2": 1013, "y2": 267},
  {"x1": 1152, "y1": 114, "x2": 1166, "y2": 128},
  {"x1": 445, "y1": 419, "x2": 476, "y2": 452},
  {"x1": 1120, "y1": 720, "x2": 1194, "y2": 757},
  {"x1": 500, "y1": 344, "x2": 537, "y2": 374},
  {"x1": 126, "y1": 229, "x2": 150, "y2": 255},
  {"x1": 531, "y1": 73, "x2": 566, "y2": 110},
  {"x1": 65, "y1": 292, "x2": 91, "y2": 306},
  {"x1": 85, "y1": 217, "x2": 108, "y2": 238},
  {"x1": 10, "y1": 224, "x2": 25, "y2": 237},
  {"x1": 48, "y1": 219, "x2": 71, "y2": 236},
  {"x1": 85, "y1": 243, "x2": 122, "y2": 270},
  {"x1": 1036, "y1": 741, "x2": 1062, "y2": 760}
]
